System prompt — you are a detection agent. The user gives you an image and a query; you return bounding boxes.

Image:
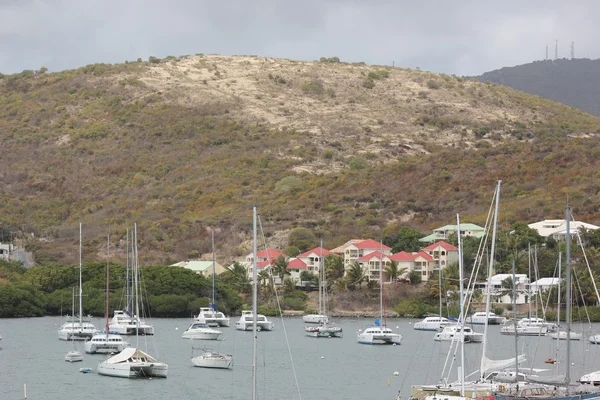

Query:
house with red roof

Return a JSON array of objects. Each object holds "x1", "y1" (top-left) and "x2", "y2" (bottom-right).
[
  {"x1": 243, "y1": 248, "x2": 288, "y2": 280},
  {"x1": 297, "y1": 247, "x2": 332, "y2": 274},
  {"x1": 420, "y1": 241, "x2": 459, "y2": 273},
  {"x1": 331, "y1": 238, "x2": 391, "y2": 272},
  {"x1": 355, "y1": 251, "x2": 392, "y2": 283}
]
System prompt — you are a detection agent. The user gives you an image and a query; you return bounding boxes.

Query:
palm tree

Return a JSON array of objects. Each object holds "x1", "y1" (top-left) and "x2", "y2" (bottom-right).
[
  {"x1": 221, "y1": 261, "x2": 250, "y2": 293},
  {"x1": 346, "y1": 262, "x2": 366, "y2": 289},
  {"x1": 299, "y1": 270, "x2": 316, "y2": 287},
  {"x1": 271, "y1": 255, "x2": 290, "y2": 285},
  {"x1": 325, "y1": 254, "x2": 345, "y2": 281},
  {"x1": 258, "y1": 269, "x2": 271, "y2": 294},
  {"x1": 384, "y1": 260, "x2": 407, "y2": 283},
  {"x1": 498, "y1": 277, "x2": 515, "y2": 304}
]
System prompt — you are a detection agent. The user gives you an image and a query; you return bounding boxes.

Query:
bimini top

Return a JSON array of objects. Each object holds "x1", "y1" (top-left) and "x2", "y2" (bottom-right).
[{"x1": 103, "y1": 347, "x2": 158, "y2": 364}]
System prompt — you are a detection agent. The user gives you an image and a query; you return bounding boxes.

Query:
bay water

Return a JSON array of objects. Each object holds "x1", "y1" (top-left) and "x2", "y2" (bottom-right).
[{"x1": 2, "y1": 316, "x2": 600, "y2": 399}]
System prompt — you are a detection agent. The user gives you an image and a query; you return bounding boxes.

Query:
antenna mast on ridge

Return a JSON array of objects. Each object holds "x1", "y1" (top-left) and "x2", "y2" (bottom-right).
[
  {"x1": 545, "y1": 45, "x2": 548, "y2": 61},
  {"x1": 555, "y1": 39, "x2": 558, "y2": 60},
  {"x1": 571, "y1": 41, "x2": 575, "y2": 59}
]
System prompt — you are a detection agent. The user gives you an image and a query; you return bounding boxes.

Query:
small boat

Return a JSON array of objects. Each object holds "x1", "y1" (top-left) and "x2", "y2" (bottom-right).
[
  {"x1": 465, "y1": 311, "x2": 505, "y2": 325},
  {"x1": 195, "y1": 307, "x2": 230, "y2": 327},
  {"x1": 235, "y1": 310, "x2": 274, "y2": 331},
  {"x1": 85, "y1": 332, "x2": 128, "y2": 354},
  {"x1": 181, "y1": 322, "x2": 222, "y2": 340},
  {"x1": 357, "y1": 324, "x2": 402, "y2": 345},
  {"x1": 79, "y1": 367, "x2": 94, "y2": 373},
  {"x1": 191, "y1": 348, "x2": 233, "y2": 369},
  {"x1": 549, "y1": 330, "x2": 582, "y2": 340},
  {"x1": 302, "y1": 314, "x2": 328, "y2": 324},
  {"x1": 65, "y1": 349, "x2": 84, "y2": 363},
  {"x1": 414, "y1": 316, "x2": 451, "y2": 331},
  {"x1": 434, "y1": 325, "x2": 484, "y2": 343},
  {"x1": 304, "y1": 324, "x2": 343, "y2": 338},
  {"x1": 109, "y1": 310, "x2": 154, "y2": 336},
  {"x1": 500, "y1": 318, "x2": 549, "y2": 336}
]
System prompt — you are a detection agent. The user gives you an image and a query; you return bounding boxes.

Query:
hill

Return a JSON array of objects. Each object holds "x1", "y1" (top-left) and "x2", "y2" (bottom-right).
[
  {"x1": 476, "y1": 58, "x2": 600, "y2": 116},
  {"x1": 1, "y1": 54, "x2": 600, "y2": 265}
]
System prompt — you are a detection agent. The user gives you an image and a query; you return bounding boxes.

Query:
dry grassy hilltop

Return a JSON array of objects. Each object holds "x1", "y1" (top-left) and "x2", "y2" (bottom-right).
[{"x1": 1, "y1": 54, "x2": 599, "y2": 265}]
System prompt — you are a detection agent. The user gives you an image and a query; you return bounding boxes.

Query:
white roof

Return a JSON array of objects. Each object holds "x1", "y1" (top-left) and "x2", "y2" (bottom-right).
[
  {"x1": 103, "y1": 347, "x2": 157, "y2": 364},
  {"x1": 528, "y1": 219, "x2": 600, "y2": 238},
  {"x1": 530, "y1": 277, "x2": 561, "y2": 287},
  {"x1": 489, "y1": 274, "x2": 529, "y2": 285}
]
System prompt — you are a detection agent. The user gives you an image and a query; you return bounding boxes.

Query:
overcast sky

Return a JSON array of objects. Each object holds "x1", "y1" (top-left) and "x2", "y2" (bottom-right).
[{"x1": 0, "y1": 0, "x2": 597, "y2": 76}]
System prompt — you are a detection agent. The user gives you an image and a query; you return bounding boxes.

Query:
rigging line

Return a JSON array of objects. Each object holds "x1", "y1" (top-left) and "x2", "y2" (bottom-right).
[
  {"x1": 571, "y1": 210, "x2": 600, "y2": 307},
  {"x1": 572, "y1": 262, "x2": 593, "y2": 331},
  {"x1": 398, "y1": 329, "x2": 427, "y2": 392},
  {"x1": 257, "y1": 213, "x2": 303, "y2": 400}
]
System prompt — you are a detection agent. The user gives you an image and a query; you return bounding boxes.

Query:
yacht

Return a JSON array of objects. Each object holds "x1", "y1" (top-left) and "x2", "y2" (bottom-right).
[
  {"x1": 434, "y1": 325, "x2": 484, "y2": 343},
  {"x1": 194, "y1": 307, "x2": 230, "y2": 327},
  {"x1": 191, "y1": 348, "x2": 233, "y2": 369},
  {"x1": 235, "y1": 310, "x2": 274, "y2": 331},
  {"x1": 465, "y1": 311, "x2": 505, "y2": 325},
  {"x1": 500, "y1": 318, "x2": 550, "y2": 336},
  {"x1": 109, "y1": 310, "x2": 154, "y2": 335},
  {"x1": 85, "y1": 332, "x2": 128, "y2": 354},
  {"x1": 97, "y1": 347, "x2": 168, "y2": 378},
  {"x1": 549, "y1": 330, "x2": 582, "y2": 340},
  {"x1": 304, "y1": 324, "x2": 343, "y2": 338},
  {"x1": 65, "y1": 348, "x2": 84, "y2": 363},
  {"x1": 413, "y1": 316, "x2": 451, "y2": 331},
  {"x1": 357, "y1": 325, "x2": 402, "y2": 345},
  {"x1": 181, "y1": 322, "x2": 222, "y2": 340},
  {"x1": 302, "y1": 314, "x2": 328, "y2": 324},
  {"x1": 58, "y1": 319, "x2": 97, "y2": 341}
]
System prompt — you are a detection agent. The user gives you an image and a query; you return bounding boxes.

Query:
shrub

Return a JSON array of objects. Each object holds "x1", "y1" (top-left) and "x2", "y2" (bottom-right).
[
  {"x1": 149, "y1": 56, "x2": 161, "y2": 64},
  {"x1": 300, "y1": 79, "x2": 324, "y2": 95},
  {"x1": 427, "y1": 80, "x2": 440, "y2": 89}
]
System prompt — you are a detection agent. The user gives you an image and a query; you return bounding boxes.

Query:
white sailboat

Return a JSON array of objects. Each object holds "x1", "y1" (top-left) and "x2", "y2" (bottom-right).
[
  {"x1": 65, "y1": 287, "x2": 83, "y2": 362},
  {"x1": 549, "y1": 252, "x2": 581, "y2": 341},
  {"x1": 304, "y1": 242, "x2": 342, "y2": 338},
  {"x1": 98, "y1": 224, "x2": 167, "y2": 379},
  {"x1": 108, "y1": 229, "x2": 154, "y2": 336},
  {"x1": 357, "y1": 249, "x2": 401, "y2": 345},
  {"x1": 181, "y1": 322, "x2": 222, "y2": 340},
  {"x1": 85, "y1": 234, "x2": 127, "y2": 354},
  {"x1": 193, "y1": 231, "x2": 231, "y2": 327},
  {"x1": 191, "y1": 346, "x2": 233, "y2": 369},
  {"x1": 58, "y1": 223, "x2": 96, "y2": 341}
]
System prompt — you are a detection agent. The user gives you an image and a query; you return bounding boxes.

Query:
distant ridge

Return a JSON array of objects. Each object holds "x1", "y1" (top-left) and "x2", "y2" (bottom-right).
[{"x1": 476, "y1": 58, "x2": 600, "y2": 116}]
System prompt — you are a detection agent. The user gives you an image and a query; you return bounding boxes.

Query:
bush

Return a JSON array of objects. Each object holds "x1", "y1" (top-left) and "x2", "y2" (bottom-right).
[
  {"x1": 426, "y1": 80, "x2": 440, "y2": 89},
  {"x1": 408, "y1": 271, "x2": 422, "y2": 284},
  {"x1": 149, "y1": 56, "x2": 161, "y2": 64},
  {"x1": 301, "y1": 80, "x2": 324, "y2": 95}
]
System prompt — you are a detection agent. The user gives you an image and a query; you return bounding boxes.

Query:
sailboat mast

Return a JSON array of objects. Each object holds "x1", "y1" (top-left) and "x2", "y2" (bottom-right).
[
  {"x1": 457, "y1": 213, "x2": 465, "y2": 397},
  {"x1": 379, "y1": 244, "x2": 384, "y2": 327},
  {"x1": 252, "y1": 206, "x2": 258, "y2": 400},
  {"x1": 320, "y1": 238, "x2": 325, "y2": 319},
  {"x1": 555, "y1": 252, "x2": 562, "y2": 374},
  {"x1": 106, "y1": 233, "x2": 110, "y2": 338},
  {"x1": 126, "y1": 229, "x2": 130, "y2": 314},
  {"x1": 512, "y1": 260, "x2": 519, "y2": 381},
  {"x1": 480, "y1": 180, "x2": 501, "y2": 380},
  {"x1": 439, "y1": 250, "x2": 442, "y2": 318},
  {"x1": 211, "y1": 230, "x2": 216, "y2": 308},
  {"x1": 79, "y1": 223, "x2": 83, "y2": 326},
  {"x1": 134, "y1": 224, "x2": 140, "y2": 348},
  {"x1": 565, "y1": 206, "x2": 571, "y2": 392}
]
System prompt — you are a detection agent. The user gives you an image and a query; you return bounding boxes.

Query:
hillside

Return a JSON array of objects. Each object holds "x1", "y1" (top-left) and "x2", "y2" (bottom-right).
[
  {"x1": 1, "y1": 54, "x2": 600, "y2": 266},
  {"x1": 476, "y1": 58, "x2": 600, "y2": 116}
]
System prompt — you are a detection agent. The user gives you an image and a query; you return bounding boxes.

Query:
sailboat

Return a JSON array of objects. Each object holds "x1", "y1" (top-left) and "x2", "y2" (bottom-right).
[
  {"x1": 549, "y1": 252, "x2": 582, "y2": 341},
  {"x1": 193, "y1": 231, "x2": 230, "y2": 328},
  {"x1": 357, "y1": 248, "x2": 401, "y2": 345},
  {"x1": 65, "y1": 287, "x2": 84, "y2": 362},
  {"x1": 108, "y1": 228, "x2": 154, "y2": 336},
  {"x1": 85, "y1": 233, "x2": 127, "y2": 354},
  {"x1": 97, "y1": 224, "x2": 168, "y2": 379},
  {"x1": 494, "y1": 206, "x2": 600, "y2": 400},
  {"x1": 304, "y1": 241, "x2": 342, "y2": 338},
  {"x1": 58, "y1": 223, "x2": 96, "y2": 341}
]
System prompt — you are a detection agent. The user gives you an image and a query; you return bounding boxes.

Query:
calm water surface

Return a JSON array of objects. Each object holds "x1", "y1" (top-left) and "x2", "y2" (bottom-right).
[{"x1": 2, "y1": 317, "x2": 600, "y2": 399}]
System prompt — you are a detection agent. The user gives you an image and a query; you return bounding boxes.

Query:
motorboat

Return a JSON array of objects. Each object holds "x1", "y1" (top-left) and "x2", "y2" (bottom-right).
[
  {"x1": 304, "y1": 324, "x2": 343, "y2": 338},
  {"x1": 465, "y1": 311, "x2": 505, "y2": 325},
  {"x1": 434, "y1": 325, "x2": 484, "y2": 343},
  {"x1": 181, "y1": 322, "x2": 222, "y2": 340},
  {"x1": 191, "y1": 348, "x2": 233, "y2": 369},
  {"x1": 590, "y1": 334, "x2": 600, "y2": 344},
  {"x1": 414, "y1": 316, "x2": 452, "y2": 331},
  {"x1": 549, "y1": 330, "x2": 582, "y2": 340},
  {"x1": 500, "y1": 318, "x2": 549, "y2": 336},
  {"x1": 97, "y1": 347, "x2": 168, "y2": 378},
  {"x1": 109, "y1": 310, "x2": 154, "y2": 336},
  {"x1": 65, "y1": 349, "x2": 84, "y2": 363},
  {"x1": 85, "y1": 332, "x2": 128, "y2": 354},
  {"x1": 302, "y1": 314, "x2": 328, "y2": 324},
  {"x1": 357, "y1": 325, "x2": 402, "y2": 345},
  {"x1": 235, "y1": 310, "x2": 274, "y2": 331},
  {"x1": 194, "y1": 307, "x2": 230, "y2": 327}
]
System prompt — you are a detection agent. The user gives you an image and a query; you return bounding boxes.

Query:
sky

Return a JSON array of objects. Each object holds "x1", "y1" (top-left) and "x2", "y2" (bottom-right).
[{"x1": 0, "y1": 0, "x2": 598, "y2": 76}]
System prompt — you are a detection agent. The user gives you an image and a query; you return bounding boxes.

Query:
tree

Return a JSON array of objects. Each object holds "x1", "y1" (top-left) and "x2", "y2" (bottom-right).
[
  {"x1": 383, "y1": 225, "x2": 424, "y2": 253},
  {"x1": 287, "y1": 228, "x2": 317, "y2": 252},
  {"x1": 299, "y1": 270, "x2": 316, "y2": 287},
  {"x1": 497, "y1": 277, "x2": 515, "y2": 303},
  {"x1": 271, "y1": 256, "x2": 290, "y2": 285},
  {"x1": 408, "y1": 271, "x2": 422, "y2": 284},
  {"x1": 346, "y1": 262, "x2": 366, "y2": 289},
  {"x1": 384, "y1": 260, "x2": 407, "y2": 283},
  {"x1": 325, "y1": 254, "x2": 345, "y2": 281},
  {"x1": 221, "y1": 261, "x2": 250, "y2": 292}
]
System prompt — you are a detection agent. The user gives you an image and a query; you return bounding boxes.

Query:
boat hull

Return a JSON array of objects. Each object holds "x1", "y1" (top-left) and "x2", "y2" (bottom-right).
[
  {"x1": 181, "y1": 331, "x2": 222, "y2": 340},
  {"x1": 97, "y1": 361, "x2": 168, "y2": 378},
  {"x1": 302, "y1": 314, "x2": 328, "y2": 324},
  {"x1": 304, "y1": 326, "x2": 343, "y2": 338},
  {"x1": 85, "y1": 334, "x2": 128, "y2": 354},
  {"x1": 191, "y1": 354, "x2": 233, "y2": 369},
  {"x1": 357, "y1": 333, "x2": 401, "y2": 345},
  {"x1": 65, "y1": 350, "x2": 84, "y2": 362}
]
